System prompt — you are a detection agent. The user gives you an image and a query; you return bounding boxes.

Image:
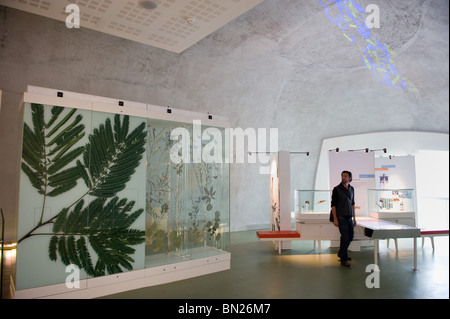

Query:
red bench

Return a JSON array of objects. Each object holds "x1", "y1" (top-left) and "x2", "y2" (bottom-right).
[
  {"x1": 256, "y1": 230, "x2": 301, "y2": 254},
  {"x1": 421, "y1": 229, "x2": 449, "y2": 250}
]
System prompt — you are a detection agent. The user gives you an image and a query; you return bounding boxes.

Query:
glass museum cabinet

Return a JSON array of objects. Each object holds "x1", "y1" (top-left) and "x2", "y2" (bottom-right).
[
  {"x1": 14, "y1": 86, "x2": 230, "y2": 298},
  {"x1": 294, "y1": 190, "x2": 371, "y2": 252},
  {"x1": 294, "y1": 190, "x2": 341, "y2": 249},
  {"x1": 368, "y1": 189, "x2": 416, "y2": 226}
]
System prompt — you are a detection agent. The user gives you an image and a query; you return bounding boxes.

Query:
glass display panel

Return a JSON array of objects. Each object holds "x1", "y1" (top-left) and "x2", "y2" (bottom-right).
[
  {"x1": 16, "y1": 102, "x2": 230, "y2": 291},
  {"x1": 17, "y1": 103, "x2": 93, "y2": 290},
  {"x1": 145, "y1": 120, "x2": 230, "y2": 268},
  {"x1": 294, "y1": 190, "x2": 331, "y2": 213},
  {"x1": 368, "y1": 189, "x2": 415, "y2": 212}
]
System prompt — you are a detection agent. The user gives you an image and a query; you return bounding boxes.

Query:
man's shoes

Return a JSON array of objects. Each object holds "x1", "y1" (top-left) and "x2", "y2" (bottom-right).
[
  {"x1": 338, "y1": 252, "x2": 352, "y2": 261},
  {"x1": 340, "y1": 261, "x2": 352, "y2": 268}
]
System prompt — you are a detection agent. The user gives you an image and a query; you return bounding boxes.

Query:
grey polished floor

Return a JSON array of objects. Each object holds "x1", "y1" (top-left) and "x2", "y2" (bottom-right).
[{"x1": 102, "y1": 230, "x2": 449, "y2": 299}]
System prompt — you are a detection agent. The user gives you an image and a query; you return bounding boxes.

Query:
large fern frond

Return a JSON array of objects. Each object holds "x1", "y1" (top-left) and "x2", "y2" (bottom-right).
[
  {"x1": 81, "y1": 114, "x2": 147, "y2": 197},
  {"x1": 21, "y1": 104, "x2": 85, "y2": 198},
  {"x1": 49, "y1": 197, "x2": 145, "y2": 277}
]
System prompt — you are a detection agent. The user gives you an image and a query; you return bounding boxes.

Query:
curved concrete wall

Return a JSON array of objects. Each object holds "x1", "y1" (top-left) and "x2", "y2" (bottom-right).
[{"x1": 0, "y1": 0, "x2": 448, "y2": 236}]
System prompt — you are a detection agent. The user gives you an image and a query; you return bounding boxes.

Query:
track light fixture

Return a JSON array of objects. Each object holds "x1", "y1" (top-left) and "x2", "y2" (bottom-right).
[
  {"x1": 331, "y1": 147, "x2": 387, "y2": 153},
  {"x1": 248, "y1": 151, "x2": 310, "y2": 156}
]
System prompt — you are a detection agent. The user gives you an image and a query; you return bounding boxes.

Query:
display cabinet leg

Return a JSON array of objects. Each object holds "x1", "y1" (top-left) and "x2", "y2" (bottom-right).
[
  {"x1": 412, "y1": 238, "x2": 418, "y2": 271},
  {"x1": 387, "y1": 238, "x2": 398, "y2": 252},
  {"x1": 374, "y1": 239, "x2": 379, "y2": 266}
]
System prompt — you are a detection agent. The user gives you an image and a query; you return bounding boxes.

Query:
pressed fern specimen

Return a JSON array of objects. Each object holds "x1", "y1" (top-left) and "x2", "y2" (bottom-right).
[
  {"x1": 49, "y1": 197, "x2": 144, "y2": 276},
  {"x1": 20, "y1": 103, "x2": 147, "y2": 276},
  {"x1": 78, "y1": 114, "x2": 147, "y2": 197},
  {"x1": 21, "y1": 104, "x2": 85, "y2": 228}
]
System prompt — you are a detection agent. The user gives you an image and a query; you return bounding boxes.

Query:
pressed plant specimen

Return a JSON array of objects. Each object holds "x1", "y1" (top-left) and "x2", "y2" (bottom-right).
[{"x1": 20, "y1": 103, "x2": 147, "y2": 277}]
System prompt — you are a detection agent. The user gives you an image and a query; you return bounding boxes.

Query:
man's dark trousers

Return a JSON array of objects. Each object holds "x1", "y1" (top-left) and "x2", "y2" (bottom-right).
[{"x1": 337, "y1": 217, "x2": 354, "y2": 261}]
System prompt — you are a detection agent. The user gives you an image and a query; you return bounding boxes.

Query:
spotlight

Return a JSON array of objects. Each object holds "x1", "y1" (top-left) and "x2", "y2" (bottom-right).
[{"x1": 139, "y1": 0, "x2": 158, "y2": 10}]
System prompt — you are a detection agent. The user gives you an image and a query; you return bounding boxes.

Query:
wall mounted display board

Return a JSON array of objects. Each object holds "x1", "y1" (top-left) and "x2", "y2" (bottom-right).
[
  {"x1": 14, "y1": 86, "x2": 230, "y2": 298},
  {"x1": 269, "y1": 151, "x2": 291, "y2": 250},
  {"x1": 328, "y1": 151, "x2": 375, "y2": 217},
  {"x1": 374, "y1": 156, "x2": 417, "y2": 190},
  {"x1": 371, "y1": 156, "x2": 417, "y2": 226},
  {"x1": 414, "y1": 150, "x2": 449, "y2": 229}
]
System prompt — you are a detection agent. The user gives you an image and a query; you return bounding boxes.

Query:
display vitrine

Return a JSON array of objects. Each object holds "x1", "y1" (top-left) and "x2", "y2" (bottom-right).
[
  {"x1": 368, "y1": 189, "x2": 416, "y2": 226},
  {"x1": 294, "y1": 190, "x2": 331, "y2": 214},
  {"x1": 294, "y1": 189, "x2": 369, "y2": 252},
  {"x1": 144, "y1": 120, "x2": 230, "y2": 268},
  {"x1": 15, "y1": 87, "x2": 230, "y2": 298}
]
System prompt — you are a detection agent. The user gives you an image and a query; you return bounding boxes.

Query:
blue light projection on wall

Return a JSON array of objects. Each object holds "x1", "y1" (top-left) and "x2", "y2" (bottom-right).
[{"x1": 318, "y1": 0, "x2": 415, "y2": 91}]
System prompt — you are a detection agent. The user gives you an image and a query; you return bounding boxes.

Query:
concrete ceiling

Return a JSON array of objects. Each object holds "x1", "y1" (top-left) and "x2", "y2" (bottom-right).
[{"x1": 0, "y1": 0, "x2": 264, "y2": 53}]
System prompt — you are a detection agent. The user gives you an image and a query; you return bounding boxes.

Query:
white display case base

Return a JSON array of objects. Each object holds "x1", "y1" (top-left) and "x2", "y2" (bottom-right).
[{"x1": 14, "y1": 253, "x2": 231, "y2": 299}]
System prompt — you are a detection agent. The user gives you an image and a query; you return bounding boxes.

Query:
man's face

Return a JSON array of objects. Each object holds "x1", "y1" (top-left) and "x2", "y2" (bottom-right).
[{"x1": 341, "y1": 172, "x2": 351, "y2": 183}]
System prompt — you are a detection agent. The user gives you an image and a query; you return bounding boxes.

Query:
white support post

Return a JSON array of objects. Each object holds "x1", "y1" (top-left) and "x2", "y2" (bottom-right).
[
  {"x1": 269, "y1": 151, "x2": 291, "y2": 250},
  {"x1": 413, "y1": 237, "x2": 418, "y2": 271},
  {"x1": 374, "y1": 239, "x2": 379, "y2": 266}
]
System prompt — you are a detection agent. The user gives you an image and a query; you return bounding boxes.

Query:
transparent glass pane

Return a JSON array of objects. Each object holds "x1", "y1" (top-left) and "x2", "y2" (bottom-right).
[
  {"x1": 145, "y1": 120, "x2": 230, "y2": 268},
  {"x1": 17, "y1": 102, "x2": 230, "y2": 291},
  {"x1": 17, "y1": 103, "x2": 92, "y2": 289}
]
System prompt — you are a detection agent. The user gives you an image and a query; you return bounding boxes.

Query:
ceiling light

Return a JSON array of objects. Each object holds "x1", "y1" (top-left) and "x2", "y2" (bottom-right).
[
  {"x1": 185, "y1": 17, "x2": 196, "y2": 25},
  {"x1": 139, "y1": 0, "x2": 158, "y2": 10}
]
